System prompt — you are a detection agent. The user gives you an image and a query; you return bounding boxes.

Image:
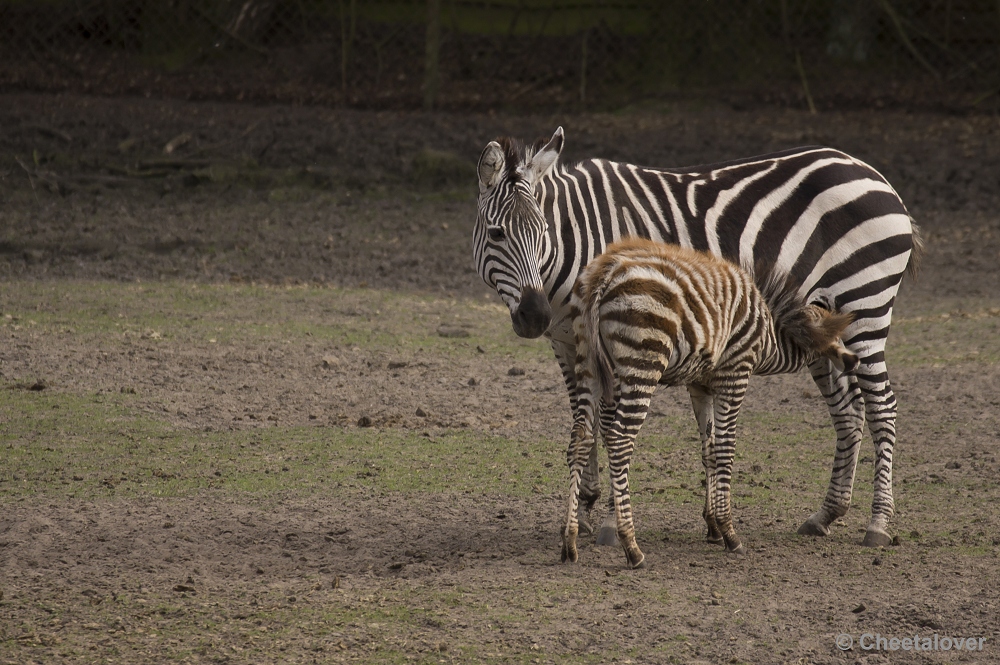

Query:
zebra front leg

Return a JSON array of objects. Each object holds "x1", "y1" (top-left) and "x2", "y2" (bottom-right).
[
  {"x1": 707, "y1": 382, "x2": 748, "y2": 555},
  {"x1": 550, "y1": 337, "x2": 599, "y2": 536},
  {"x1": 798, "y1": 358, "x2": 866, "y2": 538},
  {"x1": 563, "y1": 419, "x2": 596, "y2": 563},
  {"x1": 688, "y1": 384, "x2": 723, "y2": 546}
]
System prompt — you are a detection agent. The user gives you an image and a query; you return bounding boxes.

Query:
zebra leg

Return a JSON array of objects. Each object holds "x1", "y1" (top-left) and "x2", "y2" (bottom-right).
[
  {"x1": 688, "y1": 384, "x2": 724, "y2": 546},
  {"x1": 604, "y1": 383, "x2": 658, "y2": 569},
  {"x1": 595, "y1": 400, "x2": 620, "y2": 547},
  {"x1": 562, "y1": 414, "x2": 596, "y2": 564},
  {"x1": 550, "y1": 338, "x2": 598, "y2": 535},
  {"x1": 857, "y1": 356, "x2": 897, "y2": 548},
  {"x1": 707, "y1": 381, "x2": 747, "y2": 555},
  {"x1": 798, "y1": 357, "x2": 866, "y2": 538}
]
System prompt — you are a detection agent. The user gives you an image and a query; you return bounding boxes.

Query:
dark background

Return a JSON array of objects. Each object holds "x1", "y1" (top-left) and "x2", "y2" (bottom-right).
[{"x1": 2, "y1": 0, "x2": 999, "y2": 114}]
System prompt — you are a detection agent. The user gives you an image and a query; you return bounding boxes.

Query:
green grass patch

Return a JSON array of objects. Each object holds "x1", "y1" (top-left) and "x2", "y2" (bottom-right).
[
  {"x1": 0, "y1": 386, "x2": 564, "y2": 502},
  {"x1": 889, "y1": 309, "x2": 1000, "y2": 367},
  {"x1": 0, "y1": 281, "x2": 550, "y2": 362}
]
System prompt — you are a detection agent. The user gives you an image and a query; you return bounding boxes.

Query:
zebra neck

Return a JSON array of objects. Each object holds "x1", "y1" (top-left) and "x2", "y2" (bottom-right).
[
  {"x1": 756, "y1": 328, "x2": 811, "y2": 376},
  {"x1": 536, "y1": 161, "x2": 678, "y2": 312}
]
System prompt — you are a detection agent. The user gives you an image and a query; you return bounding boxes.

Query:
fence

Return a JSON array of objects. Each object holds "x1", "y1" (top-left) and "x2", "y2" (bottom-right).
[{"x1": 2, "y1": 1, "x2": 998, "y2": 113}]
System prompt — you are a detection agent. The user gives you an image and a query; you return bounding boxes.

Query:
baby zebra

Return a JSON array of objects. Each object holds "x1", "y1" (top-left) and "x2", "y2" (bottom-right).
[{"x1": 562, "y1": 238, "x2": 858, "y2": 569}]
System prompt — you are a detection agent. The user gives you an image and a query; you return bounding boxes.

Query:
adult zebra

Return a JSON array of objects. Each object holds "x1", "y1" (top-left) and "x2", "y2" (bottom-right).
[{"x1": 473, "y1": 127, "x2": 922, "y2": 549}]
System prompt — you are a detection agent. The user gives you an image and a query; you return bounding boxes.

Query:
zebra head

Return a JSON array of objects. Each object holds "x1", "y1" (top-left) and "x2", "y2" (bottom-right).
[{"x1": 473, "y1": 127, "x2": 564, "y2": 338}]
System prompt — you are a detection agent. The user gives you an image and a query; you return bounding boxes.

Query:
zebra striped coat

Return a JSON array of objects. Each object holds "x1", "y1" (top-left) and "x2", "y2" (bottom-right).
[
  {"x1": 561, "y1": 238, "x2": 857, "y2": 568},
  {"x1": 473, "y1": 128, "x2": 922, "y2": 548}
]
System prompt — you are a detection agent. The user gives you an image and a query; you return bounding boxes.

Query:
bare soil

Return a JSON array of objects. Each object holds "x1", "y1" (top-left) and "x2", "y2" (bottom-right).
[{"x1": 1, "y1": 93, "x2": 1000, "y2": 664}]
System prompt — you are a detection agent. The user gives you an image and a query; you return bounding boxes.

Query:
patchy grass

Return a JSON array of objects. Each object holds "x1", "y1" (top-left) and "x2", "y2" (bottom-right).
[
  {"x1": 889, "y1": 307, "x2": 1000, "y2": 367},
  {"x1": 0, "y1": 386, "x2": 566, "y2": 502},
  {"x1": 0, "y1": 281, "x2": 550, "y2": 362},
  {"x1": 3, "y1": 281, "x2": 999, "y2": 665}
]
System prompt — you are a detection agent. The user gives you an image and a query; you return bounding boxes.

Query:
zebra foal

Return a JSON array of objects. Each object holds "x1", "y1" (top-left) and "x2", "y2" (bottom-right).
[{"x1": 561, "y1": 238, "x2": 858, "y2": 569}]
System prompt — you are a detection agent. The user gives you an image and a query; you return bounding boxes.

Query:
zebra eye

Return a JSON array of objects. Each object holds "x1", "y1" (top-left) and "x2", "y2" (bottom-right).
[{"x1": 487, "y1": 227, "x2": 507, "y2": 242}]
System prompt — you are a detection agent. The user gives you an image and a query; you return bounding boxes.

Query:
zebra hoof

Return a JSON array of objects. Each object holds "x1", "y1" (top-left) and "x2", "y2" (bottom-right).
[
  {"x1": 626, "y1": 552, "x2": 646, "y2": 569},
  {"x1": 578, "y1": 519, "x2": 595, "y2": 537},
  {"x1": 561, "y1": 546, "x2": 578, "y2": 564},
  {"x1": 861, "y1": 528, "x2": 892, "y2": 548},
  {"x1": 706, "y1": 534, "x2": 725, "y2": 546},
  {"x1": 797, "y1": 515, "x2": 832, "y2": 537},
  {"x1": 726, "y1": 543, "x2": 746, "y2": 557},
  {"x1": 595, "y1": 526, "x2": 619, "y2": 547}
]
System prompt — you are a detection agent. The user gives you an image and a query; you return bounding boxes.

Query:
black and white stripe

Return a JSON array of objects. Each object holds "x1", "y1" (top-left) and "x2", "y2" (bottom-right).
[
  {"x1": 473, "y1": 128, "x2": 922, "y2": 548},
  {"x1": 560, "y1": 238, "x2": 858, "y2": 568}
]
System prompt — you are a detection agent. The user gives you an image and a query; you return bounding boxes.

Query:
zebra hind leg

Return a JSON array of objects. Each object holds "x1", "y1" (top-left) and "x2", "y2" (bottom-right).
[
  {"x1": 798, "y1": 357, "x2": 866, "y2": 538},
  {"x1": 857, "y1": 359, "x2": 897, "y2": 548},
  {"x1": 604, "y1": 382, "x2": 659, "y2": 569},
  {"x1": 595, "y1": 399, "x2": 620, "y2": 547}
]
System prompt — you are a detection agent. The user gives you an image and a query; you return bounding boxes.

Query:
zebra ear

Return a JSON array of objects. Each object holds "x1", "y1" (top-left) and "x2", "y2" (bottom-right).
[
  {"x1": 478, "y1": 141, "x2": 505, "y2": 193},
  {"x1": 525, "y1": 126, "x2": 564, "y2": 185}
]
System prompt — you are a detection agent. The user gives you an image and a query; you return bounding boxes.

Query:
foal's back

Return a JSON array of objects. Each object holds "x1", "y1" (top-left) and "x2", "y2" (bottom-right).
[{"x1": 571, "y1": 238, "x2": 771, "y2": 402}]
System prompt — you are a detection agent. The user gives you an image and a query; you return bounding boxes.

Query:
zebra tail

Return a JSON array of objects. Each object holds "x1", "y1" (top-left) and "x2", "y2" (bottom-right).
[
  {"x1": 906, "y1": 218, "x2": 925, "y2": 279},
  {"x1": 582, "y1": 276, "x2": 616, "y2": 409}
]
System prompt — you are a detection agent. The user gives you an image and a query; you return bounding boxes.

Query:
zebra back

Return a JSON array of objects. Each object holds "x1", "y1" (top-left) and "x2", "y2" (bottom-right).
[
  {"x1": 574, "y1": 240, "x2": 860, "y2": 404},
  {"x1": 573, "y1": 238, "x2": 770, "y2": 403}
]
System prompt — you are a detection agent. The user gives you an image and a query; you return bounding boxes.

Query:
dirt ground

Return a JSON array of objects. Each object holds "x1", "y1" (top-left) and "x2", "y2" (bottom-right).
[{"x1": 1, "y1": 93, "x2": 1000, "y2": 664}]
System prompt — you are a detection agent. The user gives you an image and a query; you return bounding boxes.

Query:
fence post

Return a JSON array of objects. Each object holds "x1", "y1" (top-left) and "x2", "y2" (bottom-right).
[
  {"x1": 340, "y1": 0, "x2": 357, "y2": 95},
  {"x1": 424, "y1": 0, "x2": 442, "y2": 111}
]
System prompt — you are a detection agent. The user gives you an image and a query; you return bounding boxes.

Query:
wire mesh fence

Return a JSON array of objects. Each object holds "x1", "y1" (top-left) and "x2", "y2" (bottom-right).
[{"x1": 2, "y1": 1, "x2": 998, "y2": 113}]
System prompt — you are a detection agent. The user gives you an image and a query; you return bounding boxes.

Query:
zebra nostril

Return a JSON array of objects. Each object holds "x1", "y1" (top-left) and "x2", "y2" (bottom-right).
[{"x1": 511, "y1": 288, "x2": 552, "y2": 339}]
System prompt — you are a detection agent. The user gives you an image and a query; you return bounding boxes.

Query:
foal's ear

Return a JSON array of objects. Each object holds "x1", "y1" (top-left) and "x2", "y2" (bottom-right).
[
  {"x1": 523, "y1": 126, "x2": 564, "y2": 185},
  {"x1": 477, "y1": 141, "x2": 504, "y2": 193}
]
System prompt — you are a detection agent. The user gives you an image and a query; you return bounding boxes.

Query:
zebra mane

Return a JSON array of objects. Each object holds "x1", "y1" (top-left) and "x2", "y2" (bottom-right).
[
  {"x1": 752, "y1": 262, "x2": 817, "y2": 351},
  {"x1": 753, "y1": 261, "x2": 855, "y2": 358},
  {"x1": 494, "y1": 136, "x2": 550, "y2": 184},
  {"x1": 753, "y1": 261, "x2": 802, "y2": 318}
]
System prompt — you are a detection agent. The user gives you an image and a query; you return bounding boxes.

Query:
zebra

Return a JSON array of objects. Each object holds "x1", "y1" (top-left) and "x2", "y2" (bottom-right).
[
  {"x1": 561, "y1": 237, "x2": 859, "y2": 568},
  {"x1": 473, "y1": 127, "x2": 923, "y2": 549}
]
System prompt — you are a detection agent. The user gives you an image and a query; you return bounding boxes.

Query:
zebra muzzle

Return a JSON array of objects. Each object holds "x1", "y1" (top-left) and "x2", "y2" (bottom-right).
[{"x1": 511, "y1": 287, "x2": 552, "y2": 338}]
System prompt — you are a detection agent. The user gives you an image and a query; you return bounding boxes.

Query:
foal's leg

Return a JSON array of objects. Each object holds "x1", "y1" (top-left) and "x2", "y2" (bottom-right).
[
  {"x1": 603, "y1": 378, "x2": 660, "y2": 569},
  {"x1": 706, "y1": 378, "x2": 749, "y2": 555},
  {"x1": 595, "y1": 399, "x2": 621, "y2": 547},
  {"x1": 688, "y1": 384, "x2": 723, "y2": 546}
]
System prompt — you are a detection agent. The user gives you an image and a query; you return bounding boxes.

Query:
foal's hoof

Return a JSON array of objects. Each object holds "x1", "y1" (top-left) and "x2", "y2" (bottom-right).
[
  {"x1": 797, "y1": 515, "x2": 832, "y2": 537},
  {"x1": 726, "y1": 543, "x2": 747, "y2": 557},
  {"x1": 626, "y1": 552, "x2": 646, "y2": 569},
  {"x1": 595, "y1": 526, "x2": 619, "y2": 547},
  {"x1": 706, "y1": 534, "x2": 725, "y2": 546},
  {"x1": 578, "y1": 519, "x2": 595, "y2": 537},
  {"x1": 861, "y1": 527, "x2": 893, "y2": 548}
]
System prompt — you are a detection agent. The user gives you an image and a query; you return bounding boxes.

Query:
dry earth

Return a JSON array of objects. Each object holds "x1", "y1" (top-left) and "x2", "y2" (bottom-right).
[{"x1": 1, "y1": 93, "x2": 999, "y2": 664}]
